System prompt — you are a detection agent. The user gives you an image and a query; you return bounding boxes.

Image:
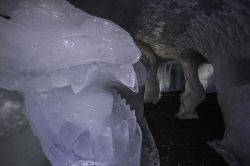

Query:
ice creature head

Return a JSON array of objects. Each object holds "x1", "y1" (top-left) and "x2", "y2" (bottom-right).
[{"x1": 0, "y1": 0, "x2": 142, "y2": 165}]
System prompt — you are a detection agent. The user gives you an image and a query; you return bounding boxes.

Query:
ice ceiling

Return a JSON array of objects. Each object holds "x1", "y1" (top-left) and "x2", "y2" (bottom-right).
[{"x1": 0, "y1": 0, "x2": 250, "y2": 166}]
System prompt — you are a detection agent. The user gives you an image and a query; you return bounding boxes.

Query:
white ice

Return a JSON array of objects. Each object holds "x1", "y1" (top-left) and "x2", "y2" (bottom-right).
[
  {"x1": 0, "y1": 0, "x2": 142, "y2": 165},
  {"x1": 198, "y1": 63, "x2": 216, "y2": 93},
  {"x1": 157, "y1": 60, "x2": 185, "y2": 92},
  {"x1": 157, "y1": 61, "x2": 216, "y2": 93}
]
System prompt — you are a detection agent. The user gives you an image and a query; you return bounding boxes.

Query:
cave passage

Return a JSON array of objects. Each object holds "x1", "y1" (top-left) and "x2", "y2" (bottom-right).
[{"x1": 144, "y1": 91, "x2": 227, "y2": 166}]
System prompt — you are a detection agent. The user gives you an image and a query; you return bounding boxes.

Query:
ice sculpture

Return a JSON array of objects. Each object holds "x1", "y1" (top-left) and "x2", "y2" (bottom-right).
[
  {"x1": 0, "y1": 0, "x2": 143, "y2": 165},
  {"x1": 117, "y1": 62, "x2": 146, "y2": 123},
  {"x1": 135, "y1": 2, "x2": 209, "y2": 119}
]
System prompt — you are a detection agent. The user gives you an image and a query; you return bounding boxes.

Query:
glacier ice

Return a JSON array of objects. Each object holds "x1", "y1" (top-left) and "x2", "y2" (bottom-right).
[
  {"x1": 157, "y1": 60, "x2": 185, "y2": 92},
  {"x1": 198, "y1": 63, "x2": 216, "y2": 93},
  {"x1": 157, "y1": 61, "x2": 216, "y2": 93},
  {"x1": 0, "y1": 0, "x2": 143, "y2": 165},
  {"x1": 135, "y1": 40, "x2": 160, "y2": 104},
  {"x1": 170, "y1": 0, "x2": 250, "y2": 164},
  {"x1": 135, "y1": 39, "x2": 207, "y2": 119},
  {"x1": 136, "y1": 40, "x2": 215, "y2": 119}
]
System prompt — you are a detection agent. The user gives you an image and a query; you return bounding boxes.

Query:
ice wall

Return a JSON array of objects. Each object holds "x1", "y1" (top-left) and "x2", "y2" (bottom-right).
[
  {"x1": 135, "y1": 0, "x2": 250, "y2": 162},
  {"x1": 134, "y1": 38, "x2": 207, "y2": 118},
  {"x1": 135, "y1": 38, "x2": 207, "y2": 119},
  {"x1": 157, "y1": 61, "x2": 215, "y2": 93},
  {"x1": 0, "y1": 0, "x2": 143, "y2": 165},
  {"x1": 173, "y1": 0, "x2": 250, "y2": 164},
  {"x1": 135, "y1": 40, "x2": 160, "y2": 104},
  {"x1": 198, "y1": 63, "x2": 216, "y2": 93}
]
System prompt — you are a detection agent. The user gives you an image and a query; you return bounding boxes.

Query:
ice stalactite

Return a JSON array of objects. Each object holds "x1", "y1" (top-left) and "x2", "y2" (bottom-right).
[
  {"x1": 134, "y1": 0, "x2": 210, "y2": 119},
  {"x1": 174, "y1": 0, "x2": 250, "y2": 165},
  {"x1": 135, "y1": 0, "x2": 250, "y2": 162},
  {"x1": 134, "y1": 3, "x2": 208, "y2": 119},
  {"x1": 135, "y1": 40, "x2": 161, "y2": 104},
  {"x1": 0, "y1": 0, "x2": 143, "y2": 165},
  {"x1": 157, "y1": 61, "x2": 216, "y2": 93},
  {"x1": 157, "y1": 60, "x2": 185, "y2": 92},
  {"x1": 134, "y1": 39, "x2": 207, "y2": 118}
]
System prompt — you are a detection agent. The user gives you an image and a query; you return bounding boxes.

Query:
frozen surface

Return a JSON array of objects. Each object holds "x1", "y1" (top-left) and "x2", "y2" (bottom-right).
[
  {"x1": 0, "y1": 0, "x2": 142, "y2": 165},
  {"x1": 117, "y1": 62, "x2": 146, "y2": 123},
  {"x1": 157, "y1": 60, "x2": 185, "y2": 92},
  {"x1": 136, "y1": 38, "x2": 209, "y2": 119},
  {"x1": 198, "y1": 63, "x2": 216, "y2": 93},
  {"x1": 0, "y1": 89, "x2": 27, "y2": 140},
  {"x1": 173, "y1": 0, "x2": 250, "y2": 164},
  {"x1": 157, "y1": 61, "x2": 216, "y2": 93},
  {"x1": 135, "y1": 40, "x2": 160, "y2": 104}
]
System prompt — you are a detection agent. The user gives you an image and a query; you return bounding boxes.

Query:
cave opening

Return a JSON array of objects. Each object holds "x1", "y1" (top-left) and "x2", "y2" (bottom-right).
[
  {"x1": 144, "y1": 50, "x2": 227, "y2": 165},
  {"x1": 144, "y1": 91, "x2": 226, "y2": 165}
]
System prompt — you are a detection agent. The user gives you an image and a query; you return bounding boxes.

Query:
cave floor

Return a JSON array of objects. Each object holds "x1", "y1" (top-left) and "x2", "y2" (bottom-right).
[{"x1": 144, "y1": 91, "x2": 228, "y2": 166}]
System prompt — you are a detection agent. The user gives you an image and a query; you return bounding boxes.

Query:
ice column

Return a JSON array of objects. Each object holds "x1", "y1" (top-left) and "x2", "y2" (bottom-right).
[
  {"x1": 157, "y1": 60, "x2": 185, "y2": 92},
  {"x1": 174, "y1": 0, "x2": 250, "y2": 164},
  {"x1": 135, "y1": 40, "x2": 160, "y2": 104}
]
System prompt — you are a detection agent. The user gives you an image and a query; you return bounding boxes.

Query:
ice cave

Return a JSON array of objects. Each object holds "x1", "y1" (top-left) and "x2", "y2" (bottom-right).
[{"x1": 0, "y1": 0, "x2": 249, "y2": 166}]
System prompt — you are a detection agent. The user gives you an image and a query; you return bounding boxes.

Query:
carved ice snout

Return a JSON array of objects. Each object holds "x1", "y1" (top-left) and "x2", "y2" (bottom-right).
[{"x1": 0, "y1": 0, "x2": 143, "y2": 165}]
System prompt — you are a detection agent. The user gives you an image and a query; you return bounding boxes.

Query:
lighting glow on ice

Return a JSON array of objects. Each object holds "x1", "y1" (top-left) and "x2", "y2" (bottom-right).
[{"x1": 0, "y1": 0, "x2": 142, "y2": 165}]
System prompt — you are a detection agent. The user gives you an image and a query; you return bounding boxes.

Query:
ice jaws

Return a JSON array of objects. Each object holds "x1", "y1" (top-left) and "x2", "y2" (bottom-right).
[
  {"x1": 33, "y1": 63, "x2": 139, "y2": 94},
  {"x1": 0, "y1": 0, "x2": 143, "y2": 165}
]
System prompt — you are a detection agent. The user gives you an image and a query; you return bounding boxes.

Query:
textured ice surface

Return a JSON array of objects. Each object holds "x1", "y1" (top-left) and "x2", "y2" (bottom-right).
[
  {"x1": 117, "y1": 62, "x2": 146, "y2": 123},
  {"x1": 198, "y1": 63, "x2": 216, "y2": 93},
  {"x1": 157, "y1": 60, "x2": 185, "y2": 92},
  {"x1": 0, "y1": 89, "x2": 27, "y2": 140},
  {"x1": 135, "y1": 40, "x2": 160, "y2": 104},
  {"x1": 0, "y1": 0, "x2": 142, "y2": 165},
  {"x1": 157, "y1": 61, "x2": 216, "y2": 93},
  {"x1": 172, "y1": 0, "x2": 250, "y2": 164}
]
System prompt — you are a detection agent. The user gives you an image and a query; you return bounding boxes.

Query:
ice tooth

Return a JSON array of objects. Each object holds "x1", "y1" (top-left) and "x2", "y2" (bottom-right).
[
  {"x1": 70, "y1": 83, "x2": 86, "y2": 94},
  {"x1": 113, "y1": 120, "x2": 129, "y2": 156},
  {"x1": 73, "y1": 130, "x2": 94, "y2": 159}
]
